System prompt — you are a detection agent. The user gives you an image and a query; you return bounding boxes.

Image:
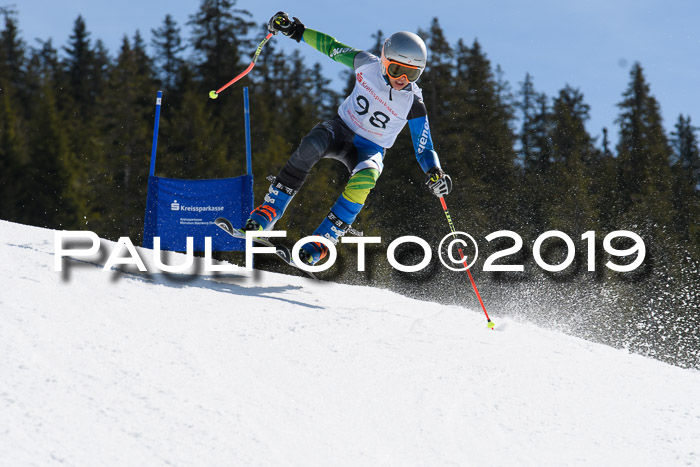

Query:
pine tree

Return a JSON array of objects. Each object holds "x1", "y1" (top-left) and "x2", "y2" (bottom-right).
[
  {"x1": 451, "y1": 39, "x2": 517, "y2": 233},
  {"x1": 310, "y1": 62, "x2": 339, "y2": 119},
  {"x1": 158, "y1": 83, "x2": 229, "y2": 180},
  {"x1": 27, "y1": 39, "x2": 61, "y2": 98},
  {"x1": 0, "y1": 7, "x2": 28, "y2": 222},
  {"x1": 613, "y1": 66, "x2": 694, "y2": 363},
  {"x1": 187, "y1": 0, "x2": 255, "y2": 90},
  {"x1": 530, "y1": 92, "x2": 554, "y2": 174},
  {"x1": 593, "y1": 127, "x2": 618, "y2": 231},
  {"x1": 615, "y1": 63, "x2": 674, "y2": 234},
  {"x1": 246, "y1": 38, "x2": 293, "y2": 168},
  {"x1": 670, "y1": 115, "x2": 700, "y2": 249},
  {"x1": 23, "y1": 51, "x2": 85, "y2": 229},
  {"x1": 0, "y1": 80, "x2": 27, "y2": 222},
  {"x1": 546, "y1": 85, "x2": 598, "y2": 233},
  {"x1": 63, "y1": 16, "x2": 98, "y2": 116},
  {"x1": 96, "y1": 34, "x2": 156, "y2": 240},
  {"x1": 518, "y1": 74, "x2": 538, "y2": 169},
  {"x1": 92, "y1": 39, "x2": 111, "y2": 102},
  {"x1": 188, "y1": 0, "x2": 259, "y2": 181},
  {"x1": 612, "y1": 62, "x2": 676, "y2": 344},
  {"x1": 516, "y1": 74, "x2": 549, "y2": 234},
  {"x1": 0, "y1": 7, "x2": 26, "y2": 100},
  {"x1": 418, "y1": 18, "x2": 453, "y2": 131},
  {"x1": 59, "y1": 16, "x2": 111, "y2": 230},
  {"x1": 151, "y1": 14, "x2": 186, "y2": 92}
]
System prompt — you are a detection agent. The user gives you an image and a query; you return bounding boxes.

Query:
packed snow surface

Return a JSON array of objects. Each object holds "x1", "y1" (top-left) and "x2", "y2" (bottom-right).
[{"x1": 1, "y1": 220, "x2": 699, "y2": 466}]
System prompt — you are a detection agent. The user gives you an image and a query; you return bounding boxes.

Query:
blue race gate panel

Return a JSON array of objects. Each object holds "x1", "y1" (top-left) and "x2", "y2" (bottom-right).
[{"x1": 143, "y1": 175, "x2": 253, "y2": 252}]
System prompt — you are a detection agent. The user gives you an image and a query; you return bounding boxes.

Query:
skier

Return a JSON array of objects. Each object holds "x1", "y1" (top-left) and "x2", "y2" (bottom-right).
[{"x1": 244, "y1": 11, "x2": 452, "y2": 265}]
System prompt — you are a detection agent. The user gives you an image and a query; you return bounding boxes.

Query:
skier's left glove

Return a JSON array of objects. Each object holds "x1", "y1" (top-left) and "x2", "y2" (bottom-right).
[
  {"x1": 425, "y1": 167, "x2": 452, "y2": 197},
  {"x1": 267, "y1": 11, "x2": 305, "y2": 42}
]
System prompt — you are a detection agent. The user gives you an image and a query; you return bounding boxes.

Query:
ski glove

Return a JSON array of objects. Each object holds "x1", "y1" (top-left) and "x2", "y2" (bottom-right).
[
  {"x1": 267, "y1": 11, "x2": 305, "y2": 42},
  {"x1": 425, "y1": 167, "x2": 452, "y2": 197}
]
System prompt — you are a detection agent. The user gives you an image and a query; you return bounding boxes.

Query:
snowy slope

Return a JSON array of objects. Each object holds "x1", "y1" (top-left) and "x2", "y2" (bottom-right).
[{"x1": 1, "y1": 219, "x2": 699, "y2": 467}]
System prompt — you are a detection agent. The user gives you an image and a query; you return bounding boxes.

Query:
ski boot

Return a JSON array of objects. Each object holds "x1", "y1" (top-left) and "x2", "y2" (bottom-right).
[
  {"x1": 299, "y1": 241, "x2": 329, "y2": 265},
  {"x1": 244, "y1": 178, "x2": 297, "y2": 231},
  {"x1": 299, "y1": 195, "x2": 363, "y2": 265}
]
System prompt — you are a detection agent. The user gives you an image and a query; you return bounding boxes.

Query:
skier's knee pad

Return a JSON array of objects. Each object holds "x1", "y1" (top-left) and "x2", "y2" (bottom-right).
[{"x1": 342, "y1": 169, "x2": 379, "y2": 205}]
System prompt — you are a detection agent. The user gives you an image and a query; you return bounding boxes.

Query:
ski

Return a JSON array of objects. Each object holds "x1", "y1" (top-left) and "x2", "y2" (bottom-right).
[{"x1": 214, "y1": 217, "x2": 318, "y2": 280}]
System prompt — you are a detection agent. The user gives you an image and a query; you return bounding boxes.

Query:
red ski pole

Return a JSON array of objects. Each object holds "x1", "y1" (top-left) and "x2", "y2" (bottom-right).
[
  {"x1": 439, "y1": 196, "x2": 494, "y2": 330},
  {"x1": 208, "y1": 32, "x2": 275, "y2": 99}
]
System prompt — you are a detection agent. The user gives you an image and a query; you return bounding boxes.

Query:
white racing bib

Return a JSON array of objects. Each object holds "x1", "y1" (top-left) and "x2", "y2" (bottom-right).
[{"x1": 337, "y1": 56, "x2": 423, "y2": 149}]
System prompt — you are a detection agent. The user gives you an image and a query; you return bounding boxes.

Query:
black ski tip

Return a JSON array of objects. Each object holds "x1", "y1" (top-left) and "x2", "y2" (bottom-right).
[
  {"x1": 275, "y1": 245, "x2": 318, "y2": 280},
  {"x1": 275, "y1": 245, "x2": 292, "y2": 263},
  {"x1": 214, "y1": 216, "x2": 233, "y2": 233}
]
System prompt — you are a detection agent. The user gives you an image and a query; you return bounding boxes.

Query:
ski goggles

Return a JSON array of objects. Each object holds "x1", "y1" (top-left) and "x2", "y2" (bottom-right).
[{"x1": 382, "y1": 57, "x2": 423, "y2": 82}]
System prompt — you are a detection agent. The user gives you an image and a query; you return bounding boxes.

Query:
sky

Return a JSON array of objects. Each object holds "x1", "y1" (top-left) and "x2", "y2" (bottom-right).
[{"x1": 14, "y1": 0, "x2": 700, "y2": 147}]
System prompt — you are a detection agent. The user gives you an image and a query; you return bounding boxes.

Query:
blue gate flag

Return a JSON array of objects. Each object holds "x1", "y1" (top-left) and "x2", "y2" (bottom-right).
[
  {"x1": 143, "y1": 89, "x2": 254, "y2": 253},
  {"x1": 143, "y1": 175, "x2": 253, "y2": 252}
]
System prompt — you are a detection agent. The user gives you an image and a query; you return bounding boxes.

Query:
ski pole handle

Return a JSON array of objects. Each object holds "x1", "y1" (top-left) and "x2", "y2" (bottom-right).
[{"x1": 439, "y1": 196, "x2": 457, "y2": 234}]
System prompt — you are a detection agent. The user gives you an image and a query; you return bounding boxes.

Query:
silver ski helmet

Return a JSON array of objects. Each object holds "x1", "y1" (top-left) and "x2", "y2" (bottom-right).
[{"x1": 380, "y1": 31, "x2": 427, "y2": 82}]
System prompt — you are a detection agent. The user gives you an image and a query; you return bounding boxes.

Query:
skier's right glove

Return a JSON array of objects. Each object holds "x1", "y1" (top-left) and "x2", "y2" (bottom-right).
[
  {"x1": 267, "y1": 12, "x2": 305, "y2": 42},
  {"x1": 425, "y1": 167, "x2": 452, "y2": 197}
]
